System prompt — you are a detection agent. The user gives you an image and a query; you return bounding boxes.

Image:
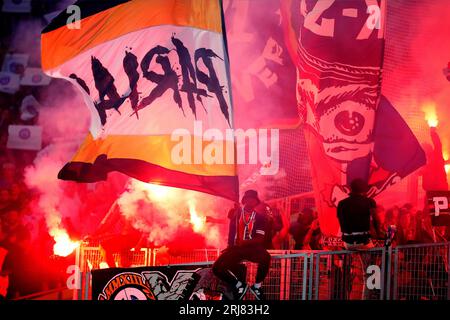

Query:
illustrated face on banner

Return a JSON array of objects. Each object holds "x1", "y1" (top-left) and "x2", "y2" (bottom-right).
[
  {"x1": 280, "y1": 0, "x2": 387, "y2": 235},
  {"x1": 294, "y1": 0, "x2": 385, "y2": 164},
  {"x1": 298, "y1": 78, "x2": 378, "y2": 162}
]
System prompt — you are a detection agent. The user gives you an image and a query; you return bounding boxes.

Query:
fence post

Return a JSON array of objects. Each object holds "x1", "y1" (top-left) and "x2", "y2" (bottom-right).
[
  {"x1": 72, "y1": 246, "x2": 81, "y2": 301},
  {"x1": 152, "y1": 248, "x2": 157, "y2": 266},
  {"x1": 447, "y1": 244, "x2": 450, "y2": 300},
  {"x1": 393, "y1": 247, "x2": 398, "y2": 300},
  {"x1": 77, "y1": 272, "x2": 83, "y2": 300},
  {"x1": 84, "y1": 272, "x2": 91, "y2": 300},
  {"x1": 282, "y1": 255, "x2": 291, "y2": 300},
  {"x1": 302, "y1": 254, "x2": 308, "y2": 300},
  {"x1": 379, "y1": 248, "x2": 385, "y2": 300},
  {"x1": 385, "y1": 246, "x2": 392, "y2": 300},
  {"x1": 314, "y1": 254, "x2": 320, "y2": 300}
]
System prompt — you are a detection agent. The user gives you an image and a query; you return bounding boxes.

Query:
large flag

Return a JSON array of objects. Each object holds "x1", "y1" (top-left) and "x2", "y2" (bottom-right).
[
  {"x1": 222, "y1": 0, "x2": 298, "y2": 129},
  {"x1": 41, "y1": 0, "x2": 238, "y2": 201},
  {"x1": 281, "y1": 0, "x2": 425, "y2": 235},
  {"x1": 222, "y1": 0, "x2": 312, "y2": 203}
]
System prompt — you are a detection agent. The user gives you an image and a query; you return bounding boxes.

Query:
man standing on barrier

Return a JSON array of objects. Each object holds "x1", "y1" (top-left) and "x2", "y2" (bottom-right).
[
  {"x1": 212, "y1": 190, "x2": 271, "y2": 300},
  {"x1": 337, "y1": 179, "x2": 383, "y2": 249}
]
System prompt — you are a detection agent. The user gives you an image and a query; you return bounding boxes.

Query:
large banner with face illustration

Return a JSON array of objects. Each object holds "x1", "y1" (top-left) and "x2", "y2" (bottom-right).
[{"x1": 281, "y1": 0, "x2": 425, "y2": 236}]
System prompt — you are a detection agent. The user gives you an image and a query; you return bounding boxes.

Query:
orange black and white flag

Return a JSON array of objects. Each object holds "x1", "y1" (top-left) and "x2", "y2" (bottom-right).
[{"x1": 41, "y1": 0, "x2": 238, "y2": 201}]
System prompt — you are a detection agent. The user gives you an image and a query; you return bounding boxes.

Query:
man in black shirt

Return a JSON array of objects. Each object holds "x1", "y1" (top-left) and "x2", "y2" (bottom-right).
[
  {"x1": 213, "y1": 190, "x2": 271, "y2": 300},
  {"x1": 337, "y1": 179, "x2": 381, "y2": 249}
]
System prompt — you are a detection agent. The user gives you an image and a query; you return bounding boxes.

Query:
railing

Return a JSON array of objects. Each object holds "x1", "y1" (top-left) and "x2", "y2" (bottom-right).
[
  {"x1": 390, "y1": 242, "x2": 450, "y2": 300},
  {"x1": 13, "y1": 287, "x2": 71, "y2": 300},
  {"x1": 74, "y1": 242, "x2": 450, "y2": 300},
  {"x1": 152, "y1": 248, "x2": 221, "y2": 266},
  {"x1": 311, "y1": 248, "x2": 386, "y2": 300},
  {"x1": 244, "y1": 251, "x2": 309, "y2": 300}
]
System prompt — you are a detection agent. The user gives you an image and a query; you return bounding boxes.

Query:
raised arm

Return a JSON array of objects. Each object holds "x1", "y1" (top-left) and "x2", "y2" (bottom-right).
[{"x1": 430, "y1": 127, "x2": 444, "y2": 157}]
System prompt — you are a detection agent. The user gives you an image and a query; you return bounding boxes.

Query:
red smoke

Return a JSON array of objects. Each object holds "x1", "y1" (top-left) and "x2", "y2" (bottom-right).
[{"x1": 117, "y1": 179, "x2": 230, "y2": 251}]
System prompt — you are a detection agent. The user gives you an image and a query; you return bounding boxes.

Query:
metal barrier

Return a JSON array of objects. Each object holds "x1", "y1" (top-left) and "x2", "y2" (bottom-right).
[
  {"x1": 151, "y1": 248, "x2": 220, "y2": 266},
  {"x1": 77, "y1": 246, "x2": 150, "y2": 271},
  {"x1": 391, "y1": 242, "x2": 450, "y2": 300},
  {"x1": 75, "y1": 249, "x2": 309, "y2": 300},
  {"x1": 243, "y1": 251, "x2": 309, "y2": 300},
  {"x1": 14, "y1": 287, "x2": 70, "y2": 300},
  {"x1": 311, "y1": 248, "x2": 385, "y2": 300},
  {"x1": 75, "y1": 242, "x2": 450, "y2": 300}
]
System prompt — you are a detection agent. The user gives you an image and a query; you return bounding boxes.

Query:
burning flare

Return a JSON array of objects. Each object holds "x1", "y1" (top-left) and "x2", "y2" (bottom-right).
[
  {"x1": 142, "y1": 182, "x2": 170, "y2": 200},
  {"x1": 117, "y1": 179, "x2": 227, "y2": 249},
  {"x1": 422, "y1": 103, "x2": 438, "y2": 127},
  {"x1": 52, "y1": 228, "x2": 80, "y2": 257},
  {"x1": 188, "y1": 200, "x2": 206, "y2": 233}
]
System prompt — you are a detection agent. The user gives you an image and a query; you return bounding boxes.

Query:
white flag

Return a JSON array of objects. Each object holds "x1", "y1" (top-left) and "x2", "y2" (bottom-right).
[
  {"x1": 20, "y1": 95, "x2": 41, "y2": 121},
  {"x1": 1, "y1": 53, "x2": 29, "y2": 75},
  {"x1": 7, "y1": 125, "x2": 42, "y2": 151},
  {"x1": 20, "y1": 67, "x2": 51, "y2": 86},
  {"x1": 0, "y1": 71, "x2": 20, "y2": 94},
  {"x1": 2, "y1": 0, "x2": 31, "y2": 13}
]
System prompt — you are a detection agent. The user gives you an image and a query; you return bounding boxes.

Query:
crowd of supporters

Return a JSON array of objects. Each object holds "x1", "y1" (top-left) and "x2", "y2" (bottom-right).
[
  {"x1": 0, "y1": 149, "x2": 49, "y2": 299},
  {"x1": 287, "y1": 203, "x2": 450, "y2": 250}
]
